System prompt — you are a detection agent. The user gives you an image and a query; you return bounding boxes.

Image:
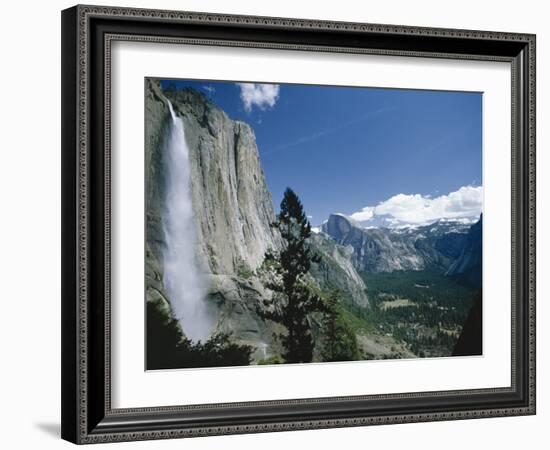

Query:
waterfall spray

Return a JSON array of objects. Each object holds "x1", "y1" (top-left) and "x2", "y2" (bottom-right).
[{"x1": 161, "y1": 99, "x2": 214, "y2": 342}]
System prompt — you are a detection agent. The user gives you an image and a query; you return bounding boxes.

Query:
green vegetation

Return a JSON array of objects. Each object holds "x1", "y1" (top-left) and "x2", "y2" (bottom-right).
[
  {"x1": 257, "y1": 355, "x2": 285, "y2": 365},
  {"x1": 351, "y1": 270, "x2": 477, "y2": 357},
  {"x1": 258, "y1": 188, "x2": 363, "y2": 364},
  {"x1": 146, "y1": 302, "x2": 253, "y2": 369},
  {"x1": 235, "y1": 257, "x2": 254, "y2": 279},
  {"x1": 321, "y1": 289, "x2": 361, "y2": 362},
  {"x1": 259, "y1": 188, "x2": 328, "y2": 363}
]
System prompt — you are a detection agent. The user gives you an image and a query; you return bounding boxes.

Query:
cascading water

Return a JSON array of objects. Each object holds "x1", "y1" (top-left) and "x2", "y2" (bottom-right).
[{"x1": 161, "y1": 99, "x2": 214, "y2": 343}]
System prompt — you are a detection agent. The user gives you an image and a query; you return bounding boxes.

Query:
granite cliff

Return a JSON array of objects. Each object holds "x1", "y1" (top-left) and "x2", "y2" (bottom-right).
[
  {"x1": 145, "y1": 80, "x2": 368, "y2": 359},
  {"x1": 446, "y1": 216, "x2": 482, "y2": 289},
  {"x1": 322, "y1": 213, "x2": 473, "y2": 273}
]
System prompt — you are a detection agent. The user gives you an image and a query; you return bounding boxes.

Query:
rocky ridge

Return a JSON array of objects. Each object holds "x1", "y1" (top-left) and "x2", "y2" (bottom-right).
[
  {"x1": 446, "y1": 215, "x2": 482, "y2": 289},
  {"x1": 322, "y1": 213, "x2": 474, "y2": 273}
]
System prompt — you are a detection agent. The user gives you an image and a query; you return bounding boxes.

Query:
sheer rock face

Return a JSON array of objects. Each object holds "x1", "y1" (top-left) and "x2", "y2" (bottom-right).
[
  {"x1": 145, "y1": 80, "x2": 370, "y2": 359},
  {"x1": 144, "y1": 79, "x2": 170, "y2": 311},
  {"x1": 322, "y1": 213, "x2": 472, "y2": 273},
  {"x1": 163, "y1": 86, "x2": 282, "y2": 277},
  {"x1": 310, "y1": 233, "x2": 369, "y2": 307},
  {"x1": 323, "y1": 214, "x2": 425, "y2": 272},
  {"x1": 446, "y1": 216, "x2": 482, "y2": 289},
  {"x1": 145, "y1": 80, "x2": 281, "y2": 354}
]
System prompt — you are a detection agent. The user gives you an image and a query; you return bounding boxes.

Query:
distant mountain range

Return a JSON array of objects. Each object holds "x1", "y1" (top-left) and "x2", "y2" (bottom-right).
[
  {"x1": 318, "y1": 213, "x2": 480, "y2": 277},
  {"x1": 350, "y1": 212, "x2": 478, "y2": 230}
]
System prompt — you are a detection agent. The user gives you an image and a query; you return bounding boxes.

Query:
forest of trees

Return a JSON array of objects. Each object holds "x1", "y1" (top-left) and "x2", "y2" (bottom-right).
[{"x1": 355, "y1": 270, "x2": 478, "y2": 357}]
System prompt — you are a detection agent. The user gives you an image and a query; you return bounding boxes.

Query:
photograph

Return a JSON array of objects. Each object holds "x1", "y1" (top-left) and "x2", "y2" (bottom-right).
[
  {"x1": 145, "y1": 78, "x2": 483, "y2": 370},
  {"x1": 55, "y1": 3, "x2": 537, "y2": 445}
]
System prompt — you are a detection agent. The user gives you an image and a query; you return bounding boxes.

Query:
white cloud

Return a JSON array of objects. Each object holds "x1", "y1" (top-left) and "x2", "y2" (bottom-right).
[
  {"x1": 237, "y1": 83, "x2": 280, "y2": 112},
  {"x1": 350, "y1": 186, "x2": 482, "y2": 225},
  {"x1": 202, "y1": 85, "x2": 215, "y2": 94},
  {"x1": 351, "y1": 207, "x2": 375, "y2": 222}
]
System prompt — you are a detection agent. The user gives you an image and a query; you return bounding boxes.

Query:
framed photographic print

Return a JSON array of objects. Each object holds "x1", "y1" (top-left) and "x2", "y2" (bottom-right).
[{"x1": 61, "y1": 5, "x2": 536, "y2": 444}]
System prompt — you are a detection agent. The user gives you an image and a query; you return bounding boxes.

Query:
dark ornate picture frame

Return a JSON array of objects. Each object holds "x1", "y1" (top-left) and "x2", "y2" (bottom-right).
[{"x1": 61, "y1": 4, "x2": 536, "y2": 444}]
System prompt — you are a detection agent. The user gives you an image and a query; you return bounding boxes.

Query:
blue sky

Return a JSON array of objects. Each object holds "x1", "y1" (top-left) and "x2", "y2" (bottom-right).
[{"x1": 159, "y1": 79, "x2": 482, "y2": 226}]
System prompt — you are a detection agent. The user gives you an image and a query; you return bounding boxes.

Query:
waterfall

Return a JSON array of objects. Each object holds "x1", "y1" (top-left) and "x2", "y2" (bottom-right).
[{"x1": 161, "y1": 99, "x2": 214, "y2": 343}]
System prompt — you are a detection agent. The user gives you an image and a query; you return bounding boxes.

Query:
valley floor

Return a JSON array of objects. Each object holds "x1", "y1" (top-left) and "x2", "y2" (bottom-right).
[{"x1": 339, "y1": 270, "x2": 478, "y2": 360}]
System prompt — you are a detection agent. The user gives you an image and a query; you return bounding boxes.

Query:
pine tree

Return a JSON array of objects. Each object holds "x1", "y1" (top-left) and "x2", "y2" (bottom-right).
[
  {"x1": 321, "y1": 289, "x2": 361, "y2": 362},
  {"x1": 260, "y1": 188, "x2": 326, "y2": 363},
  {"x1": 322, "y1": 289, "x2": 340, "y2": 362}
]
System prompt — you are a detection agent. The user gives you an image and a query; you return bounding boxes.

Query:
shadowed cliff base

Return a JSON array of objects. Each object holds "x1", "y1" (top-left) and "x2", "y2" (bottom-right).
[{"x1": 452, "y1": 291, "x2": 482, "y2": 356}]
